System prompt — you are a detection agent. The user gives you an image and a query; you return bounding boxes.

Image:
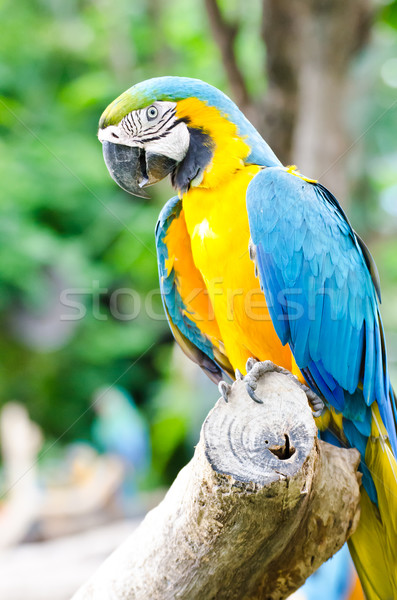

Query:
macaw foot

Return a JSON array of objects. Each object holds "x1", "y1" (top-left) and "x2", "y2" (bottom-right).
[
  {"x1": 304, "y1": 389, "x2": 324, "y2": 418},
  {"x1": 244, "y1": 358, "x2": 324, "y2": 417}
]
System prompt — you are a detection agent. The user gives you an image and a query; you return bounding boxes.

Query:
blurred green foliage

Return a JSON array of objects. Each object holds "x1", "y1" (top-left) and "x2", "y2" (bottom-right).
[{"x1": 0, "y1": 0, "x2": 396, "y2": 488}]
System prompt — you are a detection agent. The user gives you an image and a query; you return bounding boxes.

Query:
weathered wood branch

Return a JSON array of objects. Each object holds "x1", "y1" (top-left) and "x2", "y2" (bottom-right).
[{"x1": 72, "y1": 368, "x2": 361, "y2": 600}]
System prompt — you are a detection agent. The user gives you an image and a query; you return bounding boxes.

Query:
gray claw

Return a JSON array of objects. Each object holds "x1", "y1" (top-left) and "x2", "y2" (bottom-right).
[
  {"x1": 235, "y1": 368, "x2": 243, "y2": 380},
  {"x1": 218, "y1": 381, "x2": 232, "y2": 403},
  {"x1": 312, "y1": 408, "x2": 323, "y2": 418},
  {"x1": 246, "y1": 357, "x2": 257, "y2": 373},
  {"x1": 246, "y1": 383, "x2": 263, "y2": 404},
  {"x1": 304, "y1": 388, "x2": 325, "y2": 417},
  {"x1": 245, "y1": 358, "x2": 264, "y2": 403},
  {"x1": 310, "y1": 399, "x2": 324, "y2": 418}
]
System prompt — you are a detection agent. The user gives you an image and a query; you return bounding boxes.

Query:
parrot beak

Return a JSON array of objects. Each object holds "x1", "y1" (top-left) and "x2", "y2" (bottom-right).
[{"x1": 102, "y1": 141, "x2": 177, "y2": 199}]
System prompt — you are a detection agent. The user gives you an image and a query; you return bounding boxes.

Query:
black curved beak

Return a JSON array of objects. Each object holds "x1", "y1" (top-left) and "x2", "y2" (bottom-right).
[{"x1": 102, "y1": 141, "x2": 177, "y2": 199}]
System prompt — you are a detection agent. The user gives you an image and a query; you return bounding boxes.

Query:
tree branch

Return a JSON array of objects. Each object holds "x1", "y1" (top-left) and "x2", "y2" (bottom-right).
[
  {"x1": 261, "y1": 0, "x2": 302, "y2": 164},
  {"x1": 72, "y1": 368, "x2": 361, "y2": 600},
  {"x1": 261, "y1": 0, "x2": 373, "y2": 202},
  {"x1": 204, "y1": 0, "x2": 253, "y2": 116}
]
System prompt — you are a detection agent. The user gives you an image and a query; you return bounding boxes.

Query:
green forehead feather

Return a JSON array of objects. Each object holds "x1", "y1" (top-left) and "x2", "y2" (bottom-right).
[{"x1": 99, "y1": 90, "x2": 158, "y2": 129}]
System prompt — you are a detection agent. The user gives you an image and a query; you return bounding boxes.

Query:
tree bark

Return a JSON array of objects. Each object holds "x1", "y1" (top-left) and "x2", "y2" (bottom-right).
[
  {"x1": 261, "y1": 0, "x2": 301, "y2": 169},
  {"x1": 72, "y1": 367, "x2": 361, "y2": 600},
  {"x1": 204, "y1": 0, "x2": 253, "y2": 120}
]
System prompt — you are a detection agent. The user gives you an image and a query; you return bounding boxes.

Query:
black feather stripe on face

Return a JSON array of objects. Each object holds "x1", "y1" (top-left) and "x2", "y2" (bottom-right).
[{"x1": 171, "y1": 127, "x2": 214, "y2": 194}]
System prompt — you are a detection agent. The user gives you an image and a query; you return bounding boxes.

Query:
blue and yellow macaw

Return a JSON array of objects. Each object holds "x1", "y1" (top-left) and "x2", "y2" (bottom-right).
[{"x1": 98, "y1": 77, "x2": 397, "y2": 599}]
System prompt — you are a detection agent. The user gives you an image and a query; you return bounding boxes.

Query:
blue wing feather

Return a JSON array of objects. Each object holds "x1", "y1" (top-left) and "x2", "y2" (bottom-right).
[{"x1": 246, "y1": 168, "x2": 397, "y2": 481}]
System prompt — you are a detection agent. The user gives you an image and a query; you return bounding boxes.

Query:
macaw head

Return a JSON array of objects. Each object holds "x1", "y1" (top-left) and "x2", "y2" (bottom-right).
[{"x1": 98, "y1": 76, "x2": 280, "y2": 198}]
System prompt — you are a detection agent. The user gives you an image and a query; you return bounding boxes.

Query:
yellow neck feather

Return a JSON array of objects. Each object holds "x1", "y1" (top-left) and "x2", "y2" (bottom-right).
[{"x1": 175, "y1": 98, "x2": 251, "y2": 189}]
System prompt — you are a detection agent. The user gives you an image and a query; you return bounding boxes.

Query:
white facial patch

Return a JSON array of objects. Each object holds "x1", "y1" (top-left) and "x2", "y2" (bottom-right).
[
  {"x1": 98, "y1": 101, "x2": 190, "y2": 163},
  {"x1": 144, "y1": 121, "x2": 189, "y2": 162}
]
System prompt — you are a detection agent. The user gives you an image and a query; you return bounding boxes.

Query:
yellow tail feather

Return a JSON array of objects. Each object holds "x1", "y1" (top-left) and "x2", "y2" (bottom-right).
[{"x1": 348, "y1": 406, "x2": 397, "y2": 600}]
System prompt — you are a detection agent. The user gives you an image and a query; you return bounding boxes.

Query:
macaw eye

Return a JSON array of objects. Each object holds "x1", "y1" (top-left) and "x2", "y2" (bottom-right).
[{"x1": 146, "y1": 106, "x2": 158, "y2": 121}]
